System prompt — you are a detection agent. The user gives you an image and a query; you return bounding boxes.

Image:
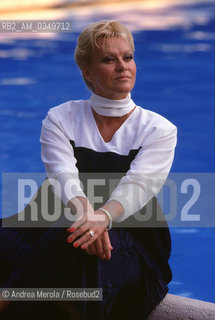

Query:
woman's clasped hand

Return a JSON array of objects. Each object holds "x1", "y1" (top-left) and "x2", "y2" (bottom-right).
[{"x1": 66, "y1": 198, "x2": 113, "y2": 260}]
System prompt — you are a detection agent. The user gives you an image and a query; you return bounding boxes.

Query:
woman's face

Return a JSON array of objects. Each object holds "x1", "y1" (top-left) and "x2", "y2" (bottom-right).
[{"x1": 83, "y1": 37, "x2": 136, "y2": 100}]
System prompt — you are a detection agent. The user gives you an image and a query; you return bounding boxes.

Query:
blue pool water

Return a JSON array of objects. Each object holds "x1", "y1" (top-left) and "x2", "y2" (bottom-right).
[{"x1": 0, "y1": 0, "x2": 215, "y2": 303}]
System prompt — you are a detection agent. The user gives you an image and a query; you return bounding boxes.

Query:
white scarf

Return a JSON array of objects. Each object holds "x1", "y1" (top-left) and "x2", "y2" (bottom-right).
[{"x1": 90, "y1": 92, "x2": 135, "y2": 117}]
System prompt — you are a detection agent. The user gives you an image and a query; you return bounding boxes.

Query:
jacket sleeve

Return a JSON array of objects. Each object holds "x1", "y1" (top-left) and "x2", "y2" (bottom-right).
[
  {"x1": 108, "y1": 123, "x2": 177, "y2": 222},
  {"x1": 40, "y1": 108, "x2": 86, "y2": 207}
]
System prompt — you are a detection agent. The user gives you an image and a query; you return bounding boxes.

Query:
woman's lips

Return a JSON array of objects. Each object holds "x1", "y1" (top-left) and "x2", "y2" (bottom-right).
[{"x1": 115, "y1": 76, "x2": 131, "y2": 80}]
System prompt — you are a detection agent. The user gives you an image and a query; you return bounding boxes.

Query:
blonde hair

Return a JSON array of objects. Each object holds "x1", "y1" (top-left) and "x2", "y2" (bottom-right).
[{"x1": 74, "y1": 20, "x2": 135, "y2": 90}]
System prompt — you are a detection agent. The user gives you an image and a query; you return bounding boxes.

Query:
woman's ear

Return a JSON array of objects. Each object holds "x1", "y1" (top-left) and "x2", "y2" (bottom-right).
[{"x1": 82, "y1": 67, "x2": 92, "y2": 83}]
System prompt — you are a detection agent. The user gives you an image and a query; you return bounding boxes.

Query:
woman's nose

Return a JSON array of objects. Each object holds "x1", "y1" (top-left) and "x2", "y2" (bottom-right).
[{"x1": 116, "y1": 58, "x2": 127, "y2": 71}]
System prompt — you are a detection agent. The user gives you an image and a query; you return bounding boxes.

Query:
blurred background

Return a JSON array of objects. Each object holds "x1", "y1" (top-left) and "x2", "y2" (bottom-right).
[{"x1": 0, "y1": 0, "x2": 215, "y2": 303}]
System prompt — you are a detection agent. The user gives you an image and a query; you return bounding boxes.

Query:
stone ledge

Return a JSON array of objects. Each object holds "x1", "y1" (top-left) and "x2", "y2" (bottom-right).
[{"x1": 147, "y1": 294, "x2": 215, "y2": 320}]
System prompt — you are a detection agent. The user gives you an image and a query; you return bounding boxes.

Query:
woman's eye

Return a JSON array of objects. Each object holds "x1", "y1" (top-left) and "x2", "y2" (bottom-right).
[
  {"x1": 124, "y1": 55, "x2": 133, "y2": 61},
  {"x1": 102, "y1": 57, "x2": 115, "y2": 63}
]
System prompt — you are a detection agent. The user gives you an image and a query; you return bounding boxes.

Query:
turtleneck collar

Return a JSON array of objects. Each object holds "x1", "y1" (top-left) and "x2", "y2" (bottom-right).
[{"x1": 90, "y1": 92, "x2": 136, "y2": 117}]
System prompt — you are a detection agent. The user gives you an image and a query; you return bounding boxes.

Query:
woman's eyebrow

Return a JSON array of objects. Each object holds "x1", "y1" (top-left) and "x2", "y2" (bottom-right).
[{"x1": 101, "y1": 50, "x2": 132, "y2": 55}]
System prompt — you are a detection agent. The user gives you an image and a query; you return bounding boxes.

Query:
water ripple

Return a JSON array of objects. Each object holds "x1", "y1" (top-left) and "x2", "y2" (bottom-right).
[
  {"x1": 187, "y1": 31, "x2": 215, "y2": 41},
  {"x1": 0, "y1": 48, "x2": 37, "y2": 60},
  {"x1": 0, "y1": 78, "x2": 36, "y2": 85},
  {"x1": 172, "y1": 229, "x2": 200, "y2": 234},
  {"x1": 0, "y1": 108, "x2": 40, "y2": 118},
  {"x1": 158, "y1": 43, "x2": 212, "y2": 53}
]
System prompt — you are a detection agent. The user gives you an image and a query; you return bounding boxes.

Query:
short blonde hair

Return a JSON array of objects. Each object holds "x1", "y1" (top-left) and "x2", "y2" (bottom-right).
[{"x1": 74, "y1": 20, "x2": 135, "y2": 90}]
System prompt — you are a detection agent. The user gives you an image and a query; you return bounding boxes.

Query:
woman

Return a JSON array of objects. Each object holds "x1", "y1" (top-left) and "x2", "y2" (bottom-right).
[{"x1": 0, "y1": 20, "x2": 177, "y2": 319}]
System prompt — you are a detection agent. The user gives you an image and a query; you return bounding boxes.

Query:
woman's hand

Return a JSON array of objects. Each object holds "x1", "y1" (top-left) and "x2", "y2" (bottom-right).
[
  {"x1": 84, "y1": 231, "x2": 113, "y2": 260},
  {"x1": 66, "y1": 207, "x2": 110, "y2": 250}
]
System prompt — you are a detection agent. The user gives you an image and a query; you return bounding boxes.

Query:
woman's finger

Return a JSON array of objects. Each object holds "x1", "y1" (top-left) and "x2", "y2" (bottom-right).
[
  {"x1": 84, "y1": 246, "x2": 92, "y2": 256},
  {"x1": 94, "y1": 236, "x2": 105, "y2": 260},
  {"x1": 78, "y1": 228, "x2": 104, "y2": 249},
  {"x1": 102, "y1": 232, "x2": 113, "y2": 260},
  {"x1": 66, "y1": 215, "x2": 86, "y2": 233},
  {"x1": 67, "y1": 222, "x2": 90, "y2": 244},
  {"x1": 84, "y1": 232, "x2": 112, "y2": 260},
  {"x1": 69, "y1": 226, "x2": 96, "y2": 247},
  {"x1": 67, "y1": 212, "x2": 109, "y2": 248},
  {"x1": 84, "y1": 242, "x2": 96, "y2": 256}
]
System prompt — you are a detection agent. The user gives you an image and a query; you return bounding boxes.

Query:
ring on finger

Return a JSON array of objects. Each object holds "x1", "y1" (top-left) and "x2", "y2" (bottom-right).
[{"x1": 89, "y1": 230, "x2": 95, "y2": 237}]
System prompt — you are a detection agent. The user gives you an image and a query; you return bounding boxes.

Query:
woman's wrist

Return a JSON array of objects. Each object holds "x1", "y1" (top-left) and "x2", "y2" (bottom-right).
[
  {"x1": 67, "y1": 196, "x2": 91, "y2": 214},
  {"x1": 67, "y1": 197, "x2": 124, "y2": 228},
  {"x1": 98, "y1": 208, "x2": 112, "y2": 230},
  {"x1": 99, "y1": 200, "x2": 125, "y2": 225}
]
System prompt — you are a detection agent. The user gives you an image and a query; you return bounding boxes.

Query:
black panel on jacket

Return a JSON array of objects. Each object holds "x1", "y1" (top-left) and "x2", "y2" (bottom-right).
[{"x1": 70, "y1": 140, "x2": 140, "y2": 173}]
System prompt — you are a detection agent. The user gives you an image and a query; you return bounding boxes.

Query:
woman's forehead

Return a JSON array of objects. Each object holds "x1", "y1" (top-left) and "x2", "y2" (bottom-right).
[{"x1": 95, "y1": 37, "x2": 133, "y2": 53}]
